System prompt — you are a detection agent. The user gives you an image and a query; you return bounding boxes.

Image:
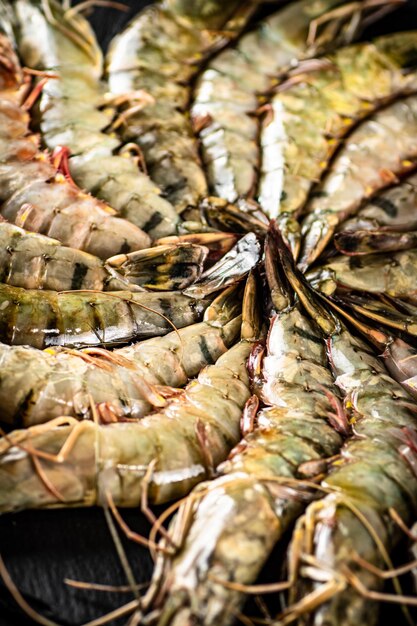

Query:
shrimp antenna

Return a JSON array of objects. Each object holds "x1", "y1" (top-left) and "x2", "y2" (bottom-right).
[
  {"x1": 64, "y1": 578, "x2": 149, "y2": 593},
  {"x1": 64, "y1": 1, "x2": 128, "y2": 19},
  {"x1": 41, "y1": 0, "x2": 99, "y2": 63},
  {"x1": 102, "y1": 494, "x2": 141, "y2": 602}
]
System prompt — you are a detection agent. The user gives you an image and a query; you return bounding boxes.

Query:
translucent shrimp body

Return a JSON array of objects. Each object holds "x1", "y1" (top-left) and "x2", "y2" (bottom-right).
[
  {"x1": 285, "y1": 327, "x2": 417, "y2": 626},
  {"x1": 0, "y1": 311, "x2": 241, "y2": 428},
  {"x1": 13, "y1": 0, "x2": 180, "y2": 239},
  {"x1": 308, "y1": 248, "x2": 417, "y2": 300},
  {"x1": 0, "y1": 283, "x2": 208, "y2": 348},
  {"x1": 258, "y1": 31, "x2": 417, "y2": 257},
  {"x1": 298, "y1": 93, "x2": 417, "y2": 270},
  {"x1": 0, "y1": 336, "x2": 252, "y2": 512},
  {"x1": 146, "y1": 306, "x2": 346, "y2": 626},
  {"x1": 192, "y1": 0, "x2": 394, "y2": 205},
  {"x1": 106, "y1": 0, "x2": 258, "y2": 213},
  {"x1": 340, "y1": 172, "x2": 417, "y2": 234}
]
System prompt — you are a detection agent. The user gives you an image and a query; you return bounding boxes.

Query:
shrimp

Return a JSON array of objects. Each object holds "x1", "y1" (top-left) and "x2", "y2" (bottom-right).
[
  {"x1": 0, "y1": 221, "x2": 210, "y2": 292},
  {"x1": 258, "y1": 30, "x2": 417, "y2": 258},
  {"x1": 307, "y1": 248, "x2": 417, "y2": 300},
  {"x1": 334, "y1": 173, "x2": 417, "y2": 254},
  {"x1": 334, "y1": 229, "x2": 417, "y2": 255},
  {"x1": 192, "y1": 0, "x2": 399, "y2": 205},
  {"x1": 0, "y1": 275, "x2": 260, "y2": 513},
  {"x1": 339, "y1": 173, "x2": 417, "y2": 234},
  {"x1": 0, "y1": 286, "x2": 241, "y2": 428},
  {"x1": 106, "y1": 243, "x2": 208, "y2": 292},
  {"x1": 142, "y1": 233, "x2": 347, "y2": 626},
  {"x1": 316, "y1": 292, "x2": 417, "y2": 403},
  {"x1": 298, "y1": 93, "x2": 417, "y2": 270},
  {"x1": 0, "y1": 221, "x2": 109, "y2": 291},
  {"x1": 12, "y1": 0, "x2": 181, "y2": 239},
  {"x1": 0, "y1": 283, "x2": 209, "y2": 349},
  {"x1": 154, "y1": 232, "x2": 238, "y2": 265},
  {"x1": 105, "y1": 0, "x2": 259, "y2": 213},
  {"x1": 281, "y1": 331, "x2": 417, "y2": 626},
  {"x1": 0, "y1": 16, "x2": 151, "y2": 258},
  {"x1": 183, "y1": 232, "x2": 261, "y2": 298}
]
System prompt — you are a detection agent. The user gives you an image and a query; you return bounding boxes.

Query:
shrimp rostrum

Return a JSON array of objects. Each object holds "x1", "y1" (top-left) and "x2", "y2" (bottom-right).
[
  {"x1": 0, "y1": 274, "x2": 260, "y2": 513},
  {"x1": 143, "y1": 231, "x2": 349, "y2": 626}
]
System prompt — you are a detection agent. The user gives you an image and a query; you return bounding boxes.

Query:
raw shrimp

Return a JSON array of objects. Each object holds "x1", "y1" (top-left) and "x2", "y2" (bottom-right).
[
  {"x1": 317, "y1": 292, "x2": 417, "y2": 402},
  {"x1": 298, "y1": 93, "x2": 417, "y2": 270},
  {"x1": 183, "y1": 232, "x2": 261, "y2": 298},
  {"x1": 192, "y1": 0, "x2": 399, "y2": 205},
  {"x1": 0, "y1": 286, "x2": 241, "y2": 428},
  {"x1": 335, "y1": 229, "x2": 417, "y2": 255},
  {"x1": 13, "y1": 0, "x2": 180, "y2": 239},
  {"x1": 334, "y1": 173, "x2": 417, "y2": 254},
  {"x1": 0, "y1": 23, "x2": 151, "y2": 258},
  {"x1": 0, "y1": 221, "x2": 108, "y2": 291},
  {"x1": 106, "y1": 243, "x2": 208, "y2": 292},
  {"x1": 0, "y1": 283, "x2": 209, "y2": 349},
  {"x1": 258, "y1": 30, "x2": 417, "y2": 257},
  {"x1": 106, "y1": 0, "x2": 259, "y2": 213},
  {"x1": 340, "y1": 173, "x2": 417, "y2": 234},
  {"x1": 0, "y1": 222, "x2": 209, "y2": 293},
  {"x1": 307, "y1": 248, "x2": 417, "y2": 300},
  {"x1": 142, "y1": 233, "x2": 347, "y2": 626},
  {"x1": 0, "y1": 275, "x2": 259, "y2": 512},
  {"x1": 281, "y1": 328, "x2": 417, "y2": 626},
  {"x1": 154, "y1": 232, "x2": 238, "y2": 264}
]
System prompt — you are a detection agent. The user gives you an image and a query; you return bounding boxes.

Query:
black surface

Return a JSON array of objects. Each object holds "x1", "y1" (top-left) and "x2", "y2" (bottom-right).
[{"x1": 2, "y1": 1, "x2": 417, "y2": 625}]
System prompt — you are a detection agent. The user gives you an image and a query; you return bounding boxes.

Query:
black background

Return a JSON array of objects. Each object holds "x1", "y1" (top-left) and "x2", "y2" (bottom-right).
[{"x1": 2, "y1": 1, "x2": 417, "y2": 625}]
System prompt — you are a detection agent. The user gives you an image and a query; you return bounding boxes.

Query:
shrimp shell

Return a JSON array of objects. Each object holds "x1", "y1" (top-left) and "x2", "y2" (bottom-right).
[
  {"x1": 0, "y1": 311, "x2": 241, "y2": 427},
  {"x1": 0, "y1": 338, "x2": 252, "y2": 512},
  {"x1": 340, "y1": 172, "x2": 417, "y2": 233},
  {"x1": 258, "y1": 32, "x2": 417, "y2": 257},
  {"x1": 0, "y1": 32, "x2": 151, "y2": 257},
  {"x1": 192, "y1": 0, "x2": 397, "y2": 204},
  {"x1": 12, "y1": 0, "x2": 180, "y2": 239},
  {"x1": 0, "y1": 221, "x2": 110, "y2": 291},
  {"x1": 284, "y1": 326, "x2": 417, "y2": 626},
  {"x1": 298, "y1": 93, "x2": 417, "y2": 269},
  {"x1": 106, "y1": 0, "x2": 258, "y2": 213},
  {"x1": 146, "y1": 305, "x2": 345, "y2": 626},
  {"x1": 0, "y1": 283, "x2": 209, "y2": 348},
  {"x1": 308, "y1": 248, "x2": 417, "y2": 300}
]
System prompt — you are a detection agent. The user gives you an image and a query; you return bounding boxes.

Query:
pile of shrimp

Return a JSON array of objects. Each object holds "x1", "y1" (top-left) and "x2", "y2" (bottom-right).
[{"x1": 2, "y1": 1, "x2": 417, "y2": 626}]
